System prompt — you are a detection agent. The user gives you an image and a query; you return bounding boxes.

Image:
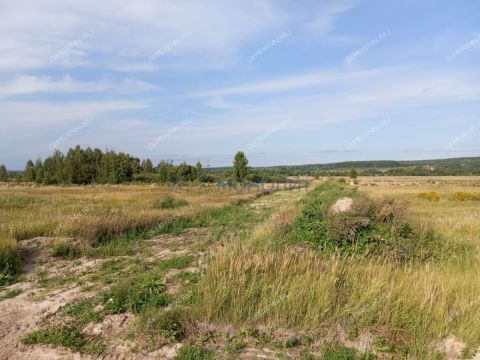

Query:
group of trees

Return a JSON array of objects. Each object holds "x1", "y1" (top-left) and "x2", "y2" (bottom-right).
[
  {"x1": 21, "y1": 146, "x2": 211, "y2": 185},
  {"x1": 0, "y1": 147, "x2": 295, "y2": 185},
  {"x1": 0, "y1": 164, "x2": 7, "y2": 181}
]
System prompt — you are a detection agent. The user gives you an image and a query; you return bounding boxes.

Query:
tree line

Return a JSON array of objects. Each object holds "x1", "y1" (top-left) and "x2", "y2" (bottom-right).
[
  {"x1": 20, "y1": 145, "x2": 211, "y2": 185},
  {"x1": 0, "y1": 147, "x2": 298, "y2": 185}
]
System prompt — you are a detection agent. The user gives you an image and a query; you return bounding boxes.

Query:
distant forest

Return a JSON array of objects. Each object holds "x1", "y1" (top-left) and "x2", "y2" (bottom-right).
[
  {"x1": 211, "y1": 157, "x2": 480, "y2": 177},
  {"x1": 0, "y1": 147, "x2": 479, "y2": 185}
]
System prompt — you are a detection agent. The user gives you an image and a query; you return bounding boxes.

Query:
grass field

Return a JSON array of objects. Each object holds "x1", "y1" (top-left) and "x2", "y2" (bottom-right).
[
  {"x1": 1, "y1": 177, "x2": 479, "y2": 359},
  {"x1": 0, "y1": 183, "x2": 264, "y2": 279}
]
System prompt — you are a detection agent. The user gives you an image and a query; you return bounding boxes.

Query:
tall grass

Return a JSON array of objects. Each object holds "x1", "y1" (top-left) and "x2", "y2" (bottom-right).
[
  {"x1": 0, "y1": 235, "x2": 20, "y2": 281},
  {"x1": 196, "y1": 179, "x2": 480, "y2": 358},
  {"x1": 0, "y1": 184, "x2": 262, "y2": 275}
]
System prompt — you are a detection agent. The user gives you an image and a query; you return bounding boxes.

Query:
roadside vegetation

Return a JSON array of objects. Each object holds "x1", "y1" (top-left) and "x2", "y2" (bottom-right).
[{"x1": 196, "y1": 179, "x2": 480, "y2": 358}]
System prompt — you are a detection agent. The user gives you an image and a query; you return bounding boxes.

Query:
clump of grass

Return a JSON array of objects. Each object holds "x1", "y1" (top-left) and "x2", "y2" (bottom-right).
[
  {"x1": 0, "y1": 288, "x2": 22, "y2": 300},
  {"x1": 418, "y1": 191, "x2": 440, "y2": 202},
  {"x1": 451, "y1": 191, "x2": 480, "y2": 201},
  {"x1": 175, "y1": 343, "x2": 214, "y2": 360},
  {"x1": 52, "y1": 239, "x2": 81, "y2": 259},
  {"x1": 158, "y1": 255, "x2": 194, "y2": 271},
  {"x1": 0, "y1": 236, "x2": 21, "y2": 279},
  {"x1": 323, "y1": 345, "x2": 373, "y2": 360},
  {"x1": 154, "y1": 196, "x2": 189, "y2": 209},
  {"x1": 23, "y1": 325, "x2": 105, "y2": 355},
  {"x1": 60, "y1": 297, "x2": 103, "y2": 325},
  {"x1": 136, "y1": 306, "x2": 191, "y2": 341},
  {"x1": 102, "y1": 276, "x2": 170, "y2": 314}
]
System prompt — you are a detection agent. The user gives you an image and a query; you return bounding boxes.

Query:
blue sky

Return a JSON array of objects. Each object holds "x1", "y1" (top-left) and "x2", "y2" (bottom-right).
[{"x1": 1, "y1": 0, "x2": 479, "y2": 169}]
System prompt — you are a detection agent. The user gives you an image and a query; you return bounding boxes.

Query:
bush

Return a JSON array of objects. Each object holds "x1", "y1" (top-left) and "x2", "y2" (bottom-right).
[
  {"x1": 52, "y1": 240, "x2": 80, "y2": 259},
  {"x1": 417, "y1": 191, "x2": 440, "y2": 202},
  {"x1": 451, "y1": 191, "x2": 480, "y2": 201},
  {"x1": 291, "y1": 181, "x2": 447, "y2": 261},
  {"x1": 102, "y1": 276, "x2": 170, "y2": 314},
  {"x1": 153, "y1": 196, "x2": 188, "y2": 209}
]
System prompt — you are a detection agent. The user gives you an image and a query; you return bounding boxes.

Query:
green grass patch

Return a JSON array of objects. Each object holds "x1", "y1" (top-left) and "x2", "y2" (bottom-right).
[
  {"x1": 153, "y1": 196, "x2": 189, "y2": 209},
  {"x1": 23, "y1": 325, "x2": 105, "y2": 355},
  {"x1": 0, "y1": 288, "x2": 22, "y2": 300},
  {"x1": 60, "y1": 297, "x2": 103, "y2": 325},
  {"x1": 158, "y1": 255, "x2": 194, "y2": 271},
  {"x1": 323, "y1": 346, "x2": 374, "y2": 360},
  {"x1": 102, "y1": 276, "x2": 170, "y2": 314},
  {"x1": 0, "y1": 236, "x2": 21, "y2": 277},
  {"x1": 52, "y1": 240, "x2": 81, "y2": 259},
  {"x1": 175, "y1": 343, "x2": 214, "y2": 360}
]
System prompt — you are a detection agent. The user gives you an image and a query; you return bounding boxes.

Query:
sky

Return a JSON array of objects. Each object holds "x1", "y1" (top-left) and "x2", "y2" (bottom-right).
[{"x1": 1, "y1": 0, "x2": 479, "y2": 169}]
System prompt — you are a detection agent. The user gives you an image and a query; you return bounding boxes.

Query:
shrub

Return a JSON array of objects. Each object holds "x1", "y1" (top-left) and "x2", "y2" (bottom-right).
[
  {"x1": 417, "y1": 191, "x2": 440, "y2": 202},
  {"x1": 52, "y1": 240, "x2": 80, "y2": 259},
  {"x1": 102, "y1": 276, "x2": 170, "y2": 314},
  {"x1": 451, "y1": 191, "x2": 480, "y2": 201},
  {"x1": 291, "y1": 181, "x2": 446, "y2": 261},
  {"x1": 153, "y1": 196, "x2": 188, "y2": 209}
]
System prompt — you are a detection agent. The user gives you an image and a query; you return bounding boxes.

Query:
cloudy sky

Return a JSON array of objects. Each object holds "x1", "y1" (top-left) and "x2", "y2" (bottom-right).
[{"x1": 1, "y1": 0, "x2": 479, "y2": 169}]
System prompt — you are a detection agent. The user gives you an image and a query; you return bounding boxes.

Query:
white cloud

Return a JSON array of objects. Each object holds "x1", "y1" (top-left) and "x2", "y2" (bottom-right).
[
  {"x1": 0, "y1": 76, "x2": 109, "y2": 97},
  {"x1": 0, "y1": 75, "x2": 158, "y2": 97},
  {"x1": 0, "y1": 0, "x2": 287, "y2": 72},
  {"x1": 0, "y1": 100, "x2": 148, "y2": 131},
  {"x1": 192, "y1": 67, "x2": 399, "y2": 97}
]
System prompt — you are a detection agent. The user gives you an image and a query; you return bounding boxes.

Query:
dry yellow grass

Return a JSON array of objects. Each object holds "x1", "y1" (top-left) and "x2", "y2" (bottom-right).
[{"x1": 0, "y1": 183, "x2": 262, "y2": 274}]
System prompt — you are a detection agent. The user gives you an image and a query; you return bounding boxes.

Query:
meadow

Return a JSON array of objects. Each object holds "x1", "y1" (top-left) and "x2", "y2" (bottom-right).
[{"x1": 0, "y1": 177, "x2": 479, "y2": 359}]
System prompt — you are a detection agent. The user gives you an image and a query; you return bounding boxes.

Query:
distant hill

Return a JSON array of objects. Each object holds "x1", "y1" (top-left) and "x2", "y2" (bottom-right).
[{"x1": 209, "y1": 157, "x2": 480, "y2": 176}]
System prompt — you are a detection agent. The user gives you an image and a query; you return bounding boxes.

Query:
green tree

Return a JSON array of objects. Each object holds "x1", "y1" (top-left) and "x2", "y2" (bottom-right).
[
  {"x1": 349, "y1": 168, "x2": 358, "y2": 179},
  {"x1": 34, "y1": 158, "x2": 44, "y2": 183},
  {"x1": 195, "y1": 161, "x2": 204, "y2": 181},
  {"x1": 141, "y1": 159, "x2": 154, "y2": 173},
  {"x1": 156, "y1": 161, "x2": 173, "y2": 183},
  {"x1": 233, "y1": 151, "x2": 249, "y2": 182},
  {"x1": 0, "y1": 164, "x2": 7, "y2": 181},
  {"x1": 24, "y1": 160, "x2": 36, "y2": 182},
  {"x1": 176, "y1": 162, "x2": 196, "y2": 182}
]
